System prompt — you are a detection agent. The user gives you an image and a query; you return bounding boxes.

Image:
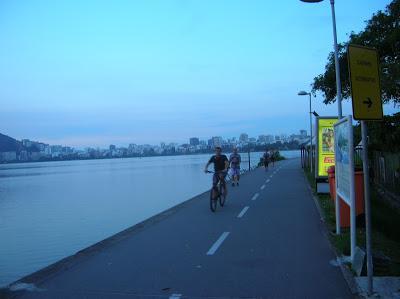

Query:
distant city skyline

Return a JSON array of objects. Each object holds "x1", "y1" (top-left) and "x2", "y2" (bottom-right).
[
  {"x1": 1, "y1": 1, "x2": 397, "y2": 148},
  {"x1": 0, "y1": 129, "x2": 308, "y2": 162},
  {"x1": 2, "y1": 127, "x2": 312, "y2": 148},
  {"x1": 5, "y1": 128, "x2": 309, "y2": 149}
]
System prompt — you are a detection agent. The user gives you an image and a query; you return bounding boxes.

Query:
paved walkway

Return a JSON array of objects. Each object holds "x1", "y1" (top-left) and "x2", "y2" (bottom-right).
[{"x1": 11, "y1": 158, "x2": 353, "y2": 298}]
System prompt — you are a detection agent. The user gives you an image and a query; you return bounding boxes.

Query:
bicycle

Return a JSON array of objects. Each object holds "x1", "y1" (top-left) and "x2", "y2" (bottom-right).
[{"x1": 206, "y1": 170, "x2": 227, "y2": 212}]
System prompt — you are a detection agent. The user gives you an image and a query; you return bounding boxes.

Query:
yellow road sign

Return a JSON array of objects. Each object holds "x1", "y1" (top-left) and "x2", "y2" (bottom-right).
[{"x1": 348, "y1": 44, "x2": 383, "y2": 120}]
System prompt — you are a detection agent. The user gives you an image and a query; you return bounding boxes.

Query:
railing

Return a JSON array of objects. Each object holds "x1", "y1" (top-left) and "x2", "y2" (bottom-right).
[
  {"x1": 240, "y1": 164, "x2": 258, "y2": 174},
  {"x1": 303, "y1": 144, "x2": 400, "y2": 197},
  {"x1": 355, "y1": 146, "x2": 363, "y2": 168},
  {"x1": 300, "y1": 146, "x2": 315, "y2": 172},
  {"x1": 371, "y1": 151, "x2": 400, "y2": 196},
  {"x1": 239, "y1": 159, "x2": 259, "y2": 174}
]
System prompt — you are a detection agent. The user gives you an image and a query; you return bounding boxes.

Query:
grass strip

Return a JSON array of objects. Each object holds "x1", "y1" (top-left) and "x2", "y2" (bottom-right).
[{"x1": 304, "y1": 168, "x2": 400, "y2": 276}]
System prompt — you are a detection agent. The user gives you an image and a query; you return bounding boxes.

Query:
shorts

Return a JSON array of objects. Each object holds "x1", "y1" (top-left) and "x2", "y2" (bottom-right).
[{"x1": 230, "y1": 167, "x2": 240, "y2": 176}]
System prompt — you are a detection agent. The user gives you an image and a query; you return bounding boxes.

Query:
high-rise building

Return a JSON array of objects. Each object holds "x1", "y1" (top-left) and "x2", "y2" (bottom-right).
[
  {"x1": 227, "y1": 137, "x2": 237, "y2": 146},
  {"x1": 109, "y1": 144, "x2": 116, "y2": 151},
  {"x1": 189, "y1": 137, "x2": 200, "y2": 146},
  {"x1": 266, "y1": 135, "x2": 274, "y2": 144},
  {"x1": 51, "y1": 145, "x2": 63, "y2": 153},
  {"x1": 212, "y1": 136, "x2": 223, "y2": 147},
  {"x1": 239, "y1": 133, "x2": 248, "y2": 143},
  {"x1": 22, "y1": 139, "x2": 32, "y2": 147},
  {"x1": 258, "y1": 135, "x2": 267, "y2": 143}
]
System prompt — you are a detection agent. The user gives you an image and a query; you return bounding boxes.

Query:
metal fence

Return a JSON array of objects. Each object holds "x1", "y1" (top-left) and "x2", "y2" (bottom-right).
[
  {"x1": 300, "y1": 146, "x2": 315, "y2": 172},
  {"x1": 354, "y1": 146, "x2": 363, "y2": 168},
  {"x1": 301, "y1": 144, "x2": 400, "y2": 198},
  {"x1": 371, "y1": 151, "x2": 400, "y2": 196}
]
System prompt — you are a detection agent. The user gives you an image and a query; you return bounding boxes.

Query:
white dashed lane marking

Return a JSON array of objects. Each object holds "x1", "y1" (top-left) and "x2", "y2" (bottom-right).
[
  {"x1": 260, "y1": 184, "x2": 266, "y2": 190},
  {"x1": 237, "y1": 206, "x2": 249, "y2": 218},
  {"x1": 251, "y1": 193, "x2": 259, "y2": 201},
  {"x1": 207, "y1": 232, "x2": 230, "y2": 255}
]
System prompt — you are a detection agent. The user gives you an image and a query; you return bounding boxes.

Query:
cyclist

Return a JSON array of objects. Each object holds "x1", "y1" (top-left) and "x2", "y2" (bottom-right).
[
  {"x1": 204, "y1": 146, "x2": 229, "y2": 195},
  {"x1": 229, "y1": 147, "x2": 241, "y2": 186}
]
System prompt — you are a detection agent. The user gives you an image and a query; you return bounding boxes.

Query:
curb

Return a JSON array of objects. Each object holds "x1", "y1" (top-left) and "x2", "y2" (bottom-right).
[
  {"x1": 302, "y1": 171, "x2": 362, "y2": 298},
  {"x1": 1, "y1": 187, "x2": 213, "y2": 298}
]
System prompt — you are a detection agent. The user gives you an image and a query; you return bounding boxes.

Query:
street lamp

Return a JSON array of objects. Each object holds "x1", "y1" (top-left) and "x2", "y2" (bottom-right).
[
  {"x1": 298, "y1": 91, "x2": 313, "y2": 172},
  {"x1": 300, "y1": 0, "x2": 343, "y2": 119}
]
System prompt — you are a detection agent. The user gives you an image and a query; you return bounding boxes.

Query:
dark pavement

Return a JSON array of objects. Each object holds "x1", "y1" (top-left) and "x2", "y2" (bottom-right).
[{"x1": 11, "y1": 158, "x2": 353, "y2": 298}]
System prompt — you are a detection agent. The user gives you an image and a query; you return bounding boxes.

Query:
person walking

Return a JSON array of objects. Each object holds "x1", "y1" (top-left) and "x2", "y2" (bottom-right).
[
  {"x1": 270, "y1": 150, "x2": 276, "y2": 167},
  {"x1": 263, "y1": 149, "x2": 270, "y2": 171}
]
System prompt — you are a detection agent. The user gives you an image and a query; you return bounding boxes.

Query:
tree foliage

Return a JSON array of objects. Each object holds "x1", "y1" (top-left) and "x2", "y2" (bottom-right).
[
  {"x1": 312, "y1": 0, "x2": 400, "y2": 105},
  {"x1": 354, "y1": 112, "x2": 400, "y2": 152}
]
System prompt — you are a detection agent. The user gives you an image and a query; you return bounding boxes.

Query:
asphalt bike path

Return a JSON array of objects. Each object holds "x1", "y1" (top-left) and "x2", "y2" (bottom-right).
[{"x1": 13, "y1": 158, "x2": 352, "y2": 299}]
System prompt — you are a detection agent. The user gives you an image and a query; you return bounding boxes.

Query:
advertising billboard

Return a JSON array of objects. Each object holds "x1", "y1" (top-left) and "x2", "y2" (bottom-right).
[
  {"x1": 334, "y1": 116, "x2": 357, "y2": 264},
  {"x1": 316, "y1": 117, "x2": 338, "y2": 178},
  {"x1": 334, "y1": 116, "x2": 354, "y2": 205}
]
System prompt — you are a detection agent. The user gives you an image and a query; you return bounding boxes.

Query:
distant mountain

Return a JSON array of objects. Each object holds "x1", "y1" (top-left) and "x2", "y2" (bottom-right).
[{"x1": 0, "y1": 133, "x2": 23, "y2": 152}]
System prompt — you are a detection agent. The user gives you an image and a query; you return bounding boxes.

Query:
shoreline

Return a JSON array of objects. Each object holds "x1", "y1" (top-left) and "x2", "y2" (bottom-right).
[
  {"x1": 0, "y1": 156, "x2": 297, "y2": 288},
  {"x1": 0, "y1": 149, "x2": 300, "y2": 166},
  {"x1": 0, "y1": 164, "x2": 270, "y2": 292}
]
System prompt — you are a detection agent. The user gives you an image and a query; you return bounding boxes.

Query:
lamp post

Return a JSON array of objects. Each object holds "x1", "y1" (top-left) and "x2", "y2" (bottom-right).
[
  {"x1": 298, "y1": 91, "x2": 313, "y2": 172},
  {"x1": 300, "y1": 0, "x2": 343, "y2": 119}
]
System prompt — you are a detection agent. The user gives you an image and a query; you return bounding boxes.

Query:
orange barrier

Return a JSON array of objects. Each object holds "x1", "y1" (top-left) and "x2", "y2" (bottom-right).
[{"x1": 327, "y1": 166, "x2": 365, "y2": 228}]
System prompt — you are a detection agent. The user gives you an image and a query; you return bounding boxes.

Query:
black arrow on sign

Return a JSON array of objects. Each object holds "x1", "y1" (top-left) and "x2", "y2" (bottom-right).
[{"x1": 363, "y1": 97, "x2": 372, "y2": 108}]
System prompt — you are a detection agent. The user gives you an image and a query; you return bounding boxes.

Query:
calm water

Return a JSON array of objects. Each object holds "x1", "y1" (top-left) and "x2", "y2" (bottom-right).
[{"x1": 0, "y1": 150, "x2": 300, "y2": 286}]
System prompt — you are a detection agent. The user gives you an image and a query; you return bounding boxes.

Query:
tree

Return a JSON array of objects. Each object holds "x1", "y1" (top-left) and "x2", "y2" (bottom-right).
[
  {"x1": 353, "y1": 112, "x2": 400, "y2": 152},
  {"x1": 312, "y1": 0, "x2": 400, "y2": 105}
]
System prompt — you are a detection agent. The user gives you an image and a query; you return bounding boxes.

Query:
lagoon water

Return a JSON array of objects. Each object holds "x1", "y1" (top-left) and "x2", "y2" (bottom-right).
[{"x1": 0, "y1": 150, "x2": 300, "y2": 286}]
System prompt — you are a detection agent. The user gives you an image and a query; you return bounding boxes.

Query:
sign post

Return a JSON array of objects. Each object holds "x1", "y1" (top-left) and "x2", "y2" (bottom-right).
[{"x1": 348, "y1": 44, "x2": 383, "y2": 295}]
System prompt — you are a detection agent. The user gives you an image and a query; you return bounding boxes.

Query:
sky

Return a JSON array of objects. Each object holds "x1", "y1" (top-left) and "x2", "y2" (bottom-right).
[{"x1": 0, "y1": 0, "x2": 398, "y2": 147}]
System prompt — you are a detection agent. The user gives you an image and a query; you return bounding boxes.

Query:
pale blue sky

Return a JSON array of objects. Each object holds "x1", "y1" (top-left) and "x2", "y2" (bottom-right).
[{"x1": 0, "y1": 0, "x2": 397, "y2": 147}]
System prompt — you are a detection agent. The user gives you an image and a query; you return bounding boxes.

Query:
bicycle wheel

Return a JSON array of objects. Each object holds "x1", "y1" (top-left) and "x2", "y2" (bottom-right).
[
  {"x1": 209, "y1": 187, "x2": 218, "y2": 212},
  {"x1": 219, "y1": 183, "x2": 226, "y2": 207}
]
